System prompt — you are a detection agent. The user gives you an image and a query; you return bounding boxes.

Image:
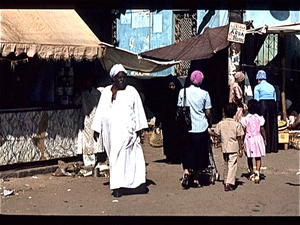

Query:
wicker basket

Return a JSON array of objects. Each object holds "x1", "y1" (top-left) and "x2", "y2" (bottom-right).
[
  {"x1": 150, "y1": 129, "x2": 163, "y2": 147},
  {"x1": 289, "y1": 133, "x2": 300, "y2": 150}
]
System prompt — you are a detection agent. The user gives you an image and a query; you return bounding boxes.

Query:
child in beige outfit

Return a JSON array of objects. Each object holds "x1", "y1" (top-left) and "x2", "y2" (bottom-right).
[{"x1": 210, "y1": 103, "x2": 244, "y2": 191}]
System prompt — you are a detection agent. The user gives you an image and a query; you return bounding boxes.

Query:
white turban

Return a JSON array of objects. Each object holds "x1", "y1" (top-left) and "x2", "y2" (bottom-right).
[{"x1": 109, "y1": 64, "x2": 127, "y2": 78}]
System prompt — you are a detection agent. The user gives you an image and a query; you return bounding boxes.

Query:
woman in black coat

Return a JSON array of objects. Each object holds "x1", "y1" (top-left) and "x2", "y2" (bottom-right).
[{"x1": 155, "y1": 75, "x2": 183, "y2": 164}]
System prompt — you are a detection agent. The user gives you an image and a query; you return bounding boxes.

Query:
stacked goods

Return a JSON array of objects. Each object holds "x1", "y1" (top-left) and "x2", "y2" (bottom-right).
[
  {"x1": 289, "y1": 132, "x2": 300, "y2": 150},
  {"x1": 278, "y1": 120, "x2": 287, "y2": 131},
  {"x1": 278, "y1": 120, "x2": 289, "y2": 144}
]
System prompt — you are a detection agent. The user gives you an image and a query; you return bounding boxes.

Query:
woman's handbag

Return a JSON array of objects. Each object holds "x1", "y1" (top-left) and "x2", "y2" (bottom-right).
[{"x1": 175, "y1": 88, "x2": 192, "y2": 131}]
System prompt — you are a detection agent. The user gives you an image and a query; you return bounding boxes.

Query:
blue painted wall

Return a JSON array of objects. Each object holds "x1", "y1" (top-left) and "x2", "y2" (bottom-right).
[
  {"x1": 117, "y1": 10, "x2": 300, "y2": 76},
  {"x1": 197, "y1": 10, "x2": 228, "y2": 32},
  {"x1": 117, "y1": 10, "x2": 174, "y2": 76},
  {"x1": 244, "y1": 10, "x2": 300, "y2": 27}
]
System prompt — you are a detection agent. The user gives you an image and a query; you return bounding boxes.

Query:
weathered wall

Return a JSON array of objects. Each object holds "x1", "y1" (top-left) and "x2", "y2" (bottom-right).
[
  {"x1": 0, "y1": 108, "x2": 80, "y2": 165},
  {"x1": 116, "y1": 10, "x2": 229, "y2": 76},
  {"x1": 117, "y1": 10, "x2": 174, "y2": 76}
]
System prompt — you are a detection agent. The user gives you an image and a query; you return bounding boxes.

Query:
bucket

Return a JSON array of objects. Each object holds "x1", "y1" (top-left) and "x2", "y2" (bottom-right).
[{"x1": 60, "y1": 96, "x2": 69, "y2": 105}]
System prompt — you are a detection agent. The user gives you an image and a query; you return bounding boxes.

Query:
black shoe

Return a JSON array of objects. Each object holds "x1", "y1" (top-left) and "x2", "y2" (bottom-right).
[
  {"x1": 224, "y1": 184, "x2": 234, "y2": 192},
  {"x1": 128, "y1": 184, "x2": 149, "y2": 195},
  {"x1": 112, "y1": 189, "x2": 122, "y2": 197},
  {"x1": 181, "y1": 174, "x2": 190, "y2": 189}
]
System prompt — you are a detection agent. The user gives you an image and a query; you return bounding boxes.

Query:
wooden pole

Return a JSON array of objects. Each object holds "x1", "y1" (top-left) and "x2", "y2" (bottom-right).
[
  {"x1": 228, "y1": 10, "x2": 243, "y2": 84},
  {"x1": 279, "y1": 31, "x2": 288, "y2": 150}
]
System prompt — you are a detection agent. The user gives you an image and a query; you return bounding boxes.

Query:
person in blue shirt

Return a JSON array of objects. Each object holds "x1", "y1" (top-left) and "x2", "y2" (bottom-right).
[
  {"x1": 178, "y1": 70, "x2": 212, "y2": 189},
  {"x1": 254, "y1": 70, "x2": 278, "y2": 153}
]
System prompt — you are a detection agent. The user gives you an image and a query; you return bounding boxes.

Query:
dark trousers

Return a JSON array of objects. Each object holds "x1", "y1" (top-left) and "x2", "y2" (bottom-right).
[
  {"x1": 259, "y1": 99, "x2": 278, "y2": 153},
  {"x1": 182, "y1": 130, "x2": 209, "y2": 171}
]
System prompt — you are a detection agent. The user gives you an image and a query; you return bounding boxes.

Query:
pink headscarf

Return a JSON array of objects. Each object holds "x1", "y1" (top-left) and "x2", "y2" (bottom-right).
[
  {"x1": 234, "y1": 71, "x2": 245, "y2": 83},
  {"x1": 190, "y1": 70, "x2": 204, "y2": 86}
]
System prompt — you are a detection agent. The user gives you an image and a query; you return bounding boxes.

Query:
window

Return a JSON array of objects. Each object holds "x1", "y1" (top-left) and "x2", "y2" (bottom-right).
[
  {"x1": 174, "y1": 10, "x2": 197, "y2": 77},
  {"x1": 255, "y1": 34, "x2": 278, "y2": 66}
]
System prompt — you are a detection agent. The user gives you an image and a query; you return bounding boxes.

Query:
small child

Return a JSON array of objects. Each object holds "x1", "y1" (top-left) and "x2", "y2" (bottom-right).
[
  {"x1": 241, "y1": 99, "x2": 266, "y2": 183},
  {"x1": 210, "y1": 103, "x2": 244, "y2": 191}
]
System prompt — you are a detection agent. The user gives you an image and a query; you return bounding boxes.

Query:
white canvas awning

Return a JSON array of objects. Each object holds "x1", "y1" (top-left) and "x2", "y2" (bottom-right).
[
  {"x1": 246, "y1": 22, "x2": 300, "y2": 35},
  {"x1": 0, "y1": 9, "x2": 177, "y2": 73},
  {"x1": 0, "y1": 9, "x2": 104, "y2": 61}
]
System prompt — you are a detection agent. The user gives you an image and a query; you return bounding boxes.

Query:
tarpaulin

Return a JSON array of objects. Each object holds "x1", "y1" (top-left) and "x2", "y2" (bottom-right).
[
  {"x1": 101, "y1": 43, "x2": 179, "y2": 73},
  {"x1": 140, "y1": 25, "x2": 230, "y2": 61}
]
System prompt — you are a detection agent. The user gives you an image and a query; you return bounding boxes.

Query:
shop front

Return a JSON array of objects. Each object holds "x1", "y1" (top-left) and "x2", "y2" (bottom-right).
[
  {"x1": 0, "y1": 9, "x2": 177, "y2": 166},
  {"x1": 0, "y1": 9, "x2": 105, "y2": 166},
  {"x1": 245, "y1": 23, "x2": 300, "y2": 150}
]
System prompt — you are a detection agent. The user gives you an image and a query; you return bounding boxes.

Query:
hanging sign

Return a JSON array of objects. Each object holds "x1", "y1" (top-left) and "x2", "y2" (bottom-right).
[{"x1": 227, "y1": 22, "x2": 246, "y2": 44}]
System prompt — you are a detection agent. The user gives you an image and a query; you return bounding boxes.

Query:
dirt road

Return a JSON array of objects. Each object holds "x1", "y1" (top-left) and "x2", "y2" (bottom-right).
[{"x1": 1, "y1": 142, "x2": 299, "y2": 217}]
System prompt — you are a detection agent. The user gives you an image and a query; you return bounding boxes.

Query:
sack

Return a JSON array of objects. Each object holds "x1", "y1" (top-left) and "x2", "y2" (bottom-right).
[
  {"x1": 150, "y1": 128, "x2": 163, "y2": 147},
  {"x1": 175, "y1": 88, "x2": 192, "y2": 131},
  {"x1": 175, "y1": 106, "x2": 192, "y2": 131}
]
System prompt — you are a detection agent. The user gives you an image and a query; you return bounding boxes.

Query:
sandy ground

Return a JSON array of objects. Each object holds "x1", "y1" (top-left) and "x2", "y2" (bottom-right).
[{"x1": 1, "y1": 141, "x2": 299, "y2": 217}]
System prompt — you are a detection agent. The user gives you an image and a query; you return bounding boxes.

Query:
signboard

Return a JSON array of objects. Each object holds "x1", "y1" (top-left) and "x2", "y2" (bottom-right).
[{"x1": 227, "y1": 22, "x2": 246, "y2": 44}]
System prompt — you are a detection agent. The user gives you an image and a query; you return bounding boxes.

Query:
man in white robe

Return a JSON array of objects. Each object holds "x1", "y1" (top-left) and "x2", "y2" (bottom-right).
[{"x1": 91, "y1": 64, "x2": 148, "y2": 197}]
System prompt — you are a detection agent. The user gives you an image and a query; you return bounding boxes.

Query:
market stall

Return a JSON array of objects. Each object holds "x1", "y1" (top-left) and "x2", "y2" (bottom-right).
[
  {"x1": 0, "y1": 9, "x2": 107, "y2": 165},
  {"x1": 246, "y1": 22, "x2": 300, "y2": 150},
  {"x1": 0, "y1": 9, "x2": 177, "y2": 166}
]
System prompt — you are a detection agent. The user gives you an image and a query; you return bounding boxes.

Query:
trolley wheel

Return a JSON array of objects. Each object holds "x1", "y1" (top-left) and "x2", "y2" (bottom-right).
[
  {"x1": 215, "y1": 173, "x2": 220, "y2": 181},
  {"x1": 210, "y1": 174, "x2": 216, "y2": 185}
]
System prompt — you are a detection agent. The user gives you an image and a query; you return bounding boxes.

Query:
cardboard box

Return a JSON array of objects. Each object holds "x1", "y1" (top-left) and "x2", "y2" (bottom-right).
[{"x1": 278, "y1": 131, "x2": 289, "y2": 143}]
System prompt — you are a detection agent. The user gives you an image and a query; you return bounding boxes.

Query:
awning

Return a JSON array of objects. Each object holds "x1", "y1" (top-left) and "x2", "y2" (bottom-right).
[
  {"x1": 246, "y1": 22, "x2": 300, "y2": 34},
  {"x1": 140, "y1": 25, "x2": 230, "y2": 61},
  {"x1": 101, "y1": 43, "x2": 179, "y2": 74},
  {"x1": 0, "y1": 9, "x2": 177, "y2": 73},
  {"x1": 0, "y1": 9, "x2": 104, "y2": 61}
]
